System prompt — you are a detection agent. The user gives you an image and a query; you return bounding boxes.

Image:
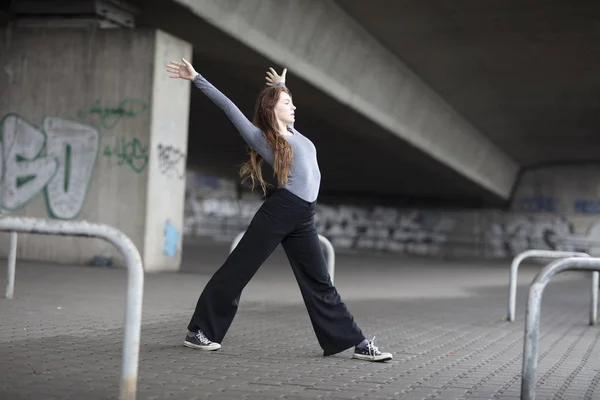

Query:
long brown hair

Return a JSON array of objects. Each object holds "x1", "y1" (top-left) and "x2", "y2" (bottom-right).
[{"x1": 240, "y1": 85, "x2": 293, "y2": 196}]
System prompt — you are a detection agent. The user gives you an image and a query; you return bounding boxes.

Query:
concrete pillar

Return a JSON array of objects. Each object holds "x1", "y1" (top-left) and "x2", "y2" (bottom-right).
[{"x1": 0, "y1": 26, "x2": 191, "y2": 272}]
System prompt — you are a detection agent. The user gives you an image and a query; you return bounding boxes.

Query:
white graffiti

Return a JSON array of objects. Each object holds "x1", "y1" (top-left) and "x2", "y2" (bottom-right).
[
  {"x1": 0, "y1": 114, "x2": 99, "y2": 219},
  {"x1": 183, "y1": 171, "x2": 456, "y2": 254},
  {"x1": 486, "y1": 217, "x2": 600, "y2": 257},
  {"x1": 0, "y1": 115, "x2": 58, "y2": 210},
  {"x1": 184, "y1": 195, "x2": 263, "y2": 240},
  {"x1": 316, "y1": 206, "x2": 455, "y2": 255},
  {"x1": 43, "y1": 117, "x2": 99, "y2": 219}
]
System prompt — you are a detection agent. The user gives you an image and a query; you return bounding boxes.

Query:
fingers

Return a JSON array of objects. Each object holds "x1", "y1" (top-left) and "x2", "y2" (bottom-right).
[
  {"x1": 266, "y1": 66, "x2": 287, "y2": 79},
  {"x1": 181, "y1": 57, "x2": 192, "y2": 67}
]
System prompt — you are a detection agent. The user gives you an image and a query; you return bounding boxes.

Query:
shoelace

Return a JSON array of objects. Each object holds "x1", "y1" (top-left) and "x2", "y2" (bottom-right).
[
  {"x1": 366, "y1": 336, "x2": 381, "y2": 356},
  {"x1": 195, "y1": 331, "x2": 211, "y2": 345}
]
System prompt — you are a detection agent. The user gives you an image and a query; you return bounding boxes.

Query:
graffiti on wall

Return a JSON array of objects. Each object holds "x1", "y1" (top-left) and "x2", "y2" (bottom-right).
[
  {"x1": 516, "y1": 196, "x2": 558, "y2": 213},
  {"x1": 515, "y1": 196, "x2": 600, "y2": 215},
  {"x1": 157, "y1": 143, "x2": 186, "y2": 179},
  {"x1": 163, "y1": 220, "x2": 180, "y2": 257},
  {"x1": 77, "y1": 99, "x2": 148, "y2": 130},
  {"x1": 103, "y1": 136, "x2": 149, "y2": 174},
  {"x1": 316, "y1": 205, "x2": 456, "y2": 255},
  {"x1": 184, "y1": 186, "x2": 455, "y2": 256},
  {"x1": 0, "y1": 114, "x2": 99, "y2": 219},
  {"x1": 184, "y1": 196, "x2": 262, "y2": 240},
  {"x1": 184, "y1": 172, "x2": 456, "y2": 255},
  {"x1": 184, "y1": 171, "x2": 600, "y2": 259},
  {"x1": 574, "y1": 200, "x2": 600, "y2": 215},
  {"x1": 486, "y1": 216, "x2": 600, "y2": 257}
]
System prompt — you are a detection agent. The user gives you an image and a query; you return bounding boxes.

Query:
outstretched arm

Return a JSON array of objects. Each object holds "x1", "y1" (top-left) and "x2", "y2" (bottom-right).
[{"x1": 166, "y1": 58, "x2": 272, "y2": 159}]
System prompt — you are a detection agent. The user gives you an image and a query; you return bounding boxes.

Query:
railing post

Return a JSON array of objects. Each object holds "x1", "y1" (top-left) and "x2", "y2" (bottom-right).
[
  {"x1": 507, "y1": 250, "x2": 592, "y2": 322},
  {"x1": 231, "y1": 231, "x2": 336, "y2": 284},
  {"x1": 521, "y1": 257, "x2": 600, "y2": 400},
  {"x1": 318, "y1": 235, "x2": 335, "y2": 284},
  {"x1": 0, "y1": 217, "x2": 144, "y2": 400},
  {"x1": 230, "y1": 231, "x2": 246, "y2": 254},
  {"x1": 5, "y1": 232, "x2": 17, "y2": 299},
  {"x1": 592, "y1": 271, "x2": 599, "y2": 325}
]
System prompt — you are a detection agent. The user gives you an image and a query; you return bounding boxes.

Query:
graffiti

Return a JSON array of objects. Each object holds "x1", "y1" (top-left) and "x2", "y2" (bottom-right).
[
  {"x1": 574, "y1": 199, "x2": 600, "y2": 214},
  {"x1": 183, "y1": 170, "x2": 600, "y2": 259},
  {"x1": 515, "y1": 196, "x2": 600, "y2": 215},
  {"x1": 103, "y1": 137, "x2": 148, "y2": 173},
  {"x1": 184, "y1": 196, "x2": 262, "y2": 240},
  {"x1": 316, "y1": 206, "x2": 455, "y2": 255},
  {"x1": 486, "y1": 216, "x2": 600, "y2": 257},
  {"x1": 163, "y1": 220, "x2": 180, "y2": 257},
  {"x1": 157, "y1": 144, "x2": 186, "y2": 179},
  {"x1": 515, "y1": 196, "x2": 558, "y2": 213},
  {"x1": 184, "y1": 178, "x2": 455, "y2": 255},
  {"x1": 0, "y1": 114, "x2": 99, "y2": 219},
  {"x1": 77, "y1": 99, "x2": 148, "y2": 129}
]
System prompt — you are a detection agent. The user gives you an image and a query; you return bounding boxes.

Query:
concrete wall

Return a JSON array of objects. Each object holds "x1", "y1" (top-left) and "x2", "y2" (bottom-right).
[
  {"x1": 0, "y1": 26, "x2": 191, "y2": 271},
  {"x1": 184, "y1": 165, "x2": 600, "y2": 259}
]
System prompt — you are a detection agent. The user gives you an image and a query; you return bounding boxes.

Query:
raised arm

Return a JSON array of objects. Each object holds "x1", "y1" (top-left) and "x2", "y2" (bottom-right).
[
  {"x1": 265, "y1": 67, "x2": 294, "y2": 130},
  {"x1": 166, "y1": 58, "x2": 272, "y2": 159}
]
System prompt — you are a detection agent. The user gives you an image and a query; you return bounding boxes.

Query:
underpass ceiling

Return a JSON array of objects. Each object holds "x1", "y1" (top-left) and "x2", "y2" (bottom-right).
[
  {"x1": 335, "y1": 0, "x2": 600, "y2": 166},
  {"x1": 131, "y1": 0, "x2": 506, "y2": 207}
]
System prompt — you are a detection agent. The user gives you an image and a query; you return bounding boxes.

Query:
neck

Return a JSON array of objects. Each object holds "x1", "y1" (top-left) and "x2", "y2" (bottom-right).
[{"x1": 277, "y1": 120, "x2": 291, "y2": 136}]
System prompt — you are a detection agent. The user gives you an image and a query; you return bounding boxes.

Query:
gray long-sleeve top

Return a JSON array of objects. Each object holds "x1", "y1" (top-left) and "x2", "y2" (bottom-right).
[{"x1": 193, "y1": 74, "x2": 321, "y2": 202}]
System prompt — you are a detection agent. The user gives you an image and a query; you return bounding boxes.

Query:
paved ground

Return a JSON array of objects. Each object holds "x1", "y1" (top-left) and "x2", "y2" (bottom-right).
[{"x1": 1, "y1": 238, "x2": 599, "y2": 399}]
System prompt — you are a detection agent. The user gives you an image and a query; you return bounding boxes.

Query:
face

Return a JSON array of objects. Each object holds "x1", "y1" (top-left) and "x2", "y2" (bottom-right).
[{"x1": 274, "y1": 91, "x2": 296, "y2": 125}]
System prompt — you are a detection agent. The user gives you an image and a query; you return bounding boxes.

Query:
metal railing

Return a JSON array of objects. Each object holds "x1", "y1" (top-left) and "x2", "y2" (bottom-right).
[
  {"x1": 231, "y1": 231, "x2": 336, "y2": 284},
  {"x1": 521, "y1": 256, "x2": 600, "y2": 400},
  {"x1": 5, "y1": 232, "x2": 17, "y2": 299},
  {"x1": 0, "y1": 217, "x2": 144, "y2": 400},
  {"x1": 507, "y1": 250, "x2": 597, "y2": 324}
]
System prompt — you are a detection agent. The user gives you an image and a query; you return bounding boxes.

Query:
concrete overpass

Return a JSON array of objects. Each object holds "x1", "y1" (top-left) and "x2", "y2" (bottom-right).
[
  {"x1": 134, "y1": 0, "x2": 599, "y2": 207},
  {"x1": 133, "y1": 0, "x2": 519, "y2": 207}
]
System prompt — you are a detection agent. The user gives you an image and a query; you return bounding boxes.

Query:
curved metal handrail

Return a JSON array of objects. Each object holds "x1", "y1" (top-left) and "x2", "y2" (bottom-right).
[
  {"x1": 507, "y1": 250, "x2": 596, "y2": 324},
  {"x1": 521, "y1": 256, "x2": 600, "y2": 400},
  {"x1": 0, "y1": 217, "x2": 144, "y2": 400}
]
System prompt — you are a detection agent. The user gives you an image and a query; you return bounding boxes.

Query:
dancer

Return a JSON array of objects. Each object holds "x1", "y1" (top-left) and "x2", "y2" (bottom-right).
[{"x1": 166, "y1": 58, "x2": 392, "y2": 362}]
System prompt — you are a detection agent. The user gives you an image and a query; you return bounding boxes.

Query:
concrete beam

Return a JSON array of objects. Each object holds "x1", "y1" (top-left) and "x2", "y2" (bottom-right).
[{"x1": 174, "y1": 0, "x2": 519, "y2": 199}]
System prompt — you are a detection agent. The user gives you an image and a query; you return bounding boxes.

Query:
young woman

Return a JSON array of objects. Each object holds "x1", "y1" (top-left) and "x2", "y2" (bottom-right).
[{"x1": 166, "y1": 58, "x2": 392, "y2": 362}]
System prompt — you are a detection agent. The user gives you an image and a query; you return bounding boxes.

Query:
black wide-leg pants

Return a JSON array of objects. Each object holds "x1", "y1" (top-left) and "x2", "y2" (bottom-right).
[{"x1": 187, "y1": 189, "x2": 366, "y2": 356}]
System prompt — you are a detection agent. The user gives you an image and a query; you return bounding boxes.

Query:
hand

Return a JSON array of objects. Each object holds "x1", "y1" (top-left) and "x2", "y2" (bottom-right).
[
  {"x1": 166, "y1": 58, "x2": 198, "y2": 81},
  {"x1": 265, "y1": 67, "x2": 287, "y2": 87}
]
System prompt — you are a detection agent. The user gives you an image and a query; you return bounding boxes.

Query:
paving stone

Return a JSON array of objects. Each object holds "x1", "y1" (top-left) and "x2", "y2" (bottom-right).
[{"x1": 1, "y1": 254, "x2": 599, "y2": 399}]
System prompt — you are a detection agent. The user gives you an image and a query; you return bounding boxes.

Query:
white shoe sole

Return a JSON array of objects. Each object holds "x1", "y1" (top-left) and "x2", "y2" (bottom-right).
[
  {"x1": 352, "y1": 353, "x2": 393, "y2": 362},
  {"x1": 184, "y1": 340, "x2": 221, "y2": 351}
]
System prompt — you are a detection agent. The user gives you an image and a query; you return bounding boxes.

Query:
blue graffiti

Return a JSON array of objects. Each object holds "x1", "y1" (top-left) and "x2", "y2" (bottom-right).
[
  {"x1": 516, "y1": 197, "x2": 557, "y2": 213},
  {"x1": 574, "y1": 200, "x2": 600, "y2": 215},
  {"x1": 163, "y1": 220, "x2": 180, "y2": 257}
]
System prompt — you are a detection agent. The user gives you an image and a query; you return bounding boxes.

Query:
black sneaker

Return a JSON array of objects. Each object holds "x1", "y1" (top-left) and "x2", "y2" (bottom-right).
[
  {"x1": 184, "y1": 330, "x2": 221, "y2": 351},
  {"x1": 352, "y1": 337, "x2": 392, "y2": 362}
]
